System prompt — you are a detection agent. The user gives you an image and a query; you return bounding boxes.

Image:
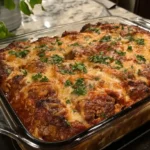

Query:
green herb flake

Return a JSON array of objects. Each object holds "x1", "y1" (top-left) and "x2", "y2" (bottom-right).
[
  {"x1": 135, "y1": 38, "x2": 145, "y2": 45},
  {"x1": 49, "y1": 47, "x2": 56, "y2": 51},
  {"x1": 131, "y1": 65, "x2": 134, "y2": 69},
  {"x1": 84, "y1": 37, "x2": 90, "y2": 41},
  {"x1": 72, "y1": 109, "x2": 77, "y2": 113},
  {"x1": 72, "y1": 78, "x2": 87, "y2": 96},
  {"x1": 40, "y1": 57, "x2": 48, "y2": 63},
  {"x1": 89, "y1": 84, "x2": 94, "y2": 89},
  {"x1": 137, "y1": 69, "x2": 142, "y2": 75},
  {"x1": 72, "y1": 62, "x2": 87, "y2": 73},
  {"x1": 8, "y1": 50, "x2": 16, "y2": 55},
  {"x1": 125, "y1": 35, "x2": 134, "y2": 42},
  {"x1": 110, "y1": 41, "x2": 117, "y2": 45},
  {"x1": 21, "y1": 69, "x2": 28, "y2": 76},
  {"x1": 56, "y1": 39, "x2": 63, "y2": 46},
  {"x1": 32, "y1": 73, "x2": 42, "y2": 81},
  {"x1": 5, "y1": 68, "x2": 12, "y2": 74},
  {"x1": 38, "y1": 52, "x2": 45, "y2": 57},
  {"x1": 38, "y1": 44, "x2": 46, "y2": 48},
  {"x1": 70, "y1": 42, "x2": 80, "y2": 46},
  {"x1": 123, "y1": 68, "x2": 128, "y2": 73},
  {"x1": 100, "y1": 112, "x2": 106, "y2": 118},
  {"x1": 88, "y1": 27, "x2": 100, "y2": 34},
  {"x1": 40, "y1": 76, "x2": 49, "y2": 82},
  {"x1": 136, "y1": 55, "x2": 146, "y2": 64},
  {"x1": 94, "y1": 77, "x2": 100, "y2": 81},
  {"x1": 60, "y1": 69, "x2": 74, "y2": 75},
  {"x1": 114, "y1": 26, "x2": 119, "y2": 29},
  {"x1": 127, "y1": 45, "x2": 132, "y2": 51},
  {"x1": 66, "y1": 99, "x2": 71, "y2": 104},
  {"x1": 100, "y1": 35, "x2": 111, "y2": 42},
  {"x1": 64, "y1": 80, "x2": 72, "y2": 87},
  {"x1": 114, "y1": 60, "x2": 123, "y2": 69},
  {"x1": 50, "y1": 55, "x2": 64, "y2": 64},
  {"x1": 115, "y1": 50, "x2": 126, "y2": 56},
  {"x1": 65, "y1": 120, "x2": 71, "y2": 127},
  {"x1": 32, "y1": 73, "x2": 49, "y2": 82},
  {"x1": 9, "y1": 50, "x2": 29, "y2": 58},
  {"x1": 89, "y1": 52, "x2": 113, "y2": 65},
  {"x1": 57, "y1": 41, "x2": 63, "y2": 45}
]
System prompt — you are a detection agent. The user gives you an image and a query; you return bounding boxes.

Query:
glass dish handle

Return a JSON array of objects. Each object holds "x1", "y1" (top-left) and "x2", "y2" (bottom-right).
[{"x1": 0, "y1": 119, "x2": 40, "y2": 149}]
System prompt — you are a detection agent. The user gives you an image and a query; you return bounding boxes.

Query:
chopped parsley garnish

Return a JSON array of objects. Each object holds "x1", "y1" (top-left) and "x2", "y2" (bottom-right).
[
  {"x1": 59, "y1": 63, "x2": 87, "y2": 75},
  {"x1": 125, "y1": 35, "x2": 134, "y2": 42},
  {"x1": 93, "y1": 40, "x2": 97, "y2": 42},
  {"x1": 114, "y1": 60, "x2": 123, "y2": 69},
  {"x1": 89, "y1": 52, "x2": 113, "y2": 65},
  {"x1": 65, "y1": 120, "x2": 71, "y2": 127},
  {"x1": 50, "y1": 55, "x2": 64, "y2": 64},
  {"x1": 64, "y1": 80, "x2": 72, "y2": 87},
  {"x1": 72, "y1": 78, "x2": 87, "y2": 96},
  {"x1": 127, "y1": 45, "x2": 132, "y2": 51},
  {"x1": 40, "y1": 76, "x2": 49, "y2": 82},
  {"x1": 137, "y1": 69, "x2": 142, "y2": 75},
  {"x1": 72, "y1": 62, "x2": 87, "y2": 73},
  {"x1": 38, "y1": 44, "x2": 55, "y2": 51},
  {"x1": 66, "y1": 99, "x2": 71, "y2": 104},
  {"x1": 131, "y1": 65, "x2": 134, "y2": 69},
  {"x1": 110, "y1": 41, "x2": 117, "y2": 45},
  {"x1": 88, "y1": 27, "x2": 100, "y2": 34},
  {"x1": 38, "y1": 44, "x2": 47, "y2": 48},
  {"x1": 115, "y1": 50, "x2": 126, "y2": 56},
  {"x1": 72, "y1": 109, "x2": 77, "y2": 113},
  {"x1": 32, "y1": 73, "x2": 42, "y2": 81},
  {"x1": 8, "y1": 50, "x2": 16, "y2": 55},
  {"x1": 38, "y1": 48, "x2": 49, "y2": 63},
  {"x1": 88, "y1": 84, "x2": 94, "y2": 89},
  {"x1": 9, "y1": 50, "x2": 29, "y2": 58},
  {"x1": 100, "y1": 35, "x2": 111, "y2": 42},
  {"x1": 56, "y1": 38, "x2": 63, "y2": 46},
  {"x1": 136, "y1": 55, "x2": 146, "y2": 64},
  {"x1": 49, "y1": 47, "x2": 56, "y2": 51},
  {"x1": 40, "y1": 57, "x2": 48, "y2": 63},
  {"x1": 135, "y1": 38, "x2": 145, "y2": 45},
  {"x1": 32, "y1": 73, "x2": 49, "y2": 82},
  {"x1": 123, "y1": 68, "x2": 128, "y2": 73},
  {"x1": 5, "y1": 68, "x2": 12, "y2": 74},
  {"x1": 84, "y1": 37, "x2": 90, "y2": 41},
  {"x1": 121, "y1": 25, "x2": 124, "y2": 30},
  {"x1": 70, "y1": 42, "x2": 80, "y2": 46},
  {"x1": 100, "y1": 112, "x2": 106, "y2": 118},
  {"x1": 21, "y1": 69, "x2": 28, "y2": 76},
  {"x1": 60, "y1": 69, "x2": 74, "y2": 75},
  {"x1": 57, "y1": 41, "x2": 63, "y2": 45},
  {"x1": 38, "y1": 52, "x2": 45, "y2": 57},
  {"x1": 94, "y1": 77, "x2": 100, "y2": 81}
]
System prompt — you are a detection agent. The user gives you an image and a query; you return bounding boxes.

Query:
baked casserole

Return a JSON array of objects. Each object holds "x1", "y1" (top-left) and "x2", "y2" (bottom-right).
[{"x1": 0, "y1": 23, "x2": 150, "y2": 142}]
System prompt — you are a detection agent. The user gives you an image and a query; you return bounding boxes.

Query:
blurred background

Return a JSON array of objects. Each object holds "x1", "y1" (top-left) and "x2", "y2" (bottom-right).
[{"x1": 110, "y1": 0, "x2": 150, "y2": 19}]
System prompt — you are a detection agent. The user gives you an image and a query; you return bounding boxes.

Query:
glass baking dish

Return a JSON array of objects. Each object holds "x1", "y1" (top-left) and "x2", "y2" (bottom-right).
[{"x1": 0, "y1": 16, "x2": 150, "y2": 150}]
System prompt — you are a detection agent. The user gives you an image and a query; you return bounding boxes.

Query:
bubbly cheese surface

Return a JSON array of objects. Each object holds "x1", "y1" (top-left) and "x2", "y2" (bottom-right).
[{"x1": 1, "y1": 23, "x2": 150, "y2": 142}]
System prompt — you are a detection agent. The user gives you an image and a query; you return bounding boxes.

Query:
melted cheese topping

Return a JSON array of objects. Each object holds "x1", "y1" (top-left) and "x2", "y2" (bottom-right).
[{"x1": 1, "y1": 23, "x2": 150, "y2": 142}]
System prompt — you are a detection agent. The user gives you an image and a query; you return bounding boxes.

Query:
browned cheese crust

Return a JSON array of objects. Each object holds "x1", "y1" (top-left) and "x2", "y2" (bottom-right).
[{"x1": 1, "y1": 23, "x2": 150, "y2": 142}]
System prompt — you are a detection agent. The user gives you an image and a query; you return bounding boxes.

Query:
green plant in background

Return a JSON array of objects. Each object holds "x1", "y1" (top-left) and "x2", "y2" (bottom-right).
[{"x1": 0, "y1": 0, "x2": 44, "y2": 39}]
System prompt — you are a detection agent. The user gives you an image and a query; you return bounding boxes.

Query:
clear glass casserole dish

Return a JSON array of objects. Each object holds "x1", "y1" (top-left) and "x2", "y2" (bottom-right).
[{"x1": 0, "y1": 16, "x2": 150, "y2": 150}]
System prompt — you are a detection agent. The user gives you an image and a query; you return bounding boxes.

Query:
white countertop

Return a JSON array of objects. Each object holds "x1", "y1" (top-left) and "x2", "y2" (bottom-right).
[{"x1": 15, "y1": 0, "x2": 144, "y2": 35}]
